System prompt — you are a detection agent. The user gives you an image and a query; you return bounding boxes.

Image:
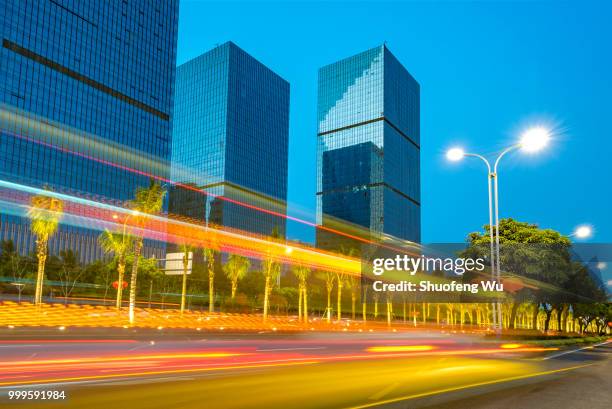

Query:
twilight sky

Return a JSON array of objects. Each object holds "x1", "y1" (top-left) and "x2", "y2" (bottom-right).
[{"x1": 176, "y1": 0, "x2": 612, "y2": 245}]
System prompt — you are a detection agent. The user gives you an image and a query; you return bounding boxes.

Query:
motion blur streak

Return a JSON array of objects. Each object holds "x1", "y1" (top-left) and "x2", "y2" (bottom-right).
[
  {"x1": 0, "y1": 178, "x2": 361, "y2": 275},
  {"x1": 366, "y1": 345, "x2": 436, "y2": 352},
  {"x1": 0, "y1": 111, "x2": 421, "y2": 253},
  {"x1": 1, "y1": 352, "x2": 244, "y2": 367},
  {"x1": 500, "y1": 343, "x2": 524, "y2": 349},
  {"x1": 0, "y1": 343, "x2": 558, "y2": 387},
  {"x1": 0, "y1": 360, "x2": 319, "y2": 387}
]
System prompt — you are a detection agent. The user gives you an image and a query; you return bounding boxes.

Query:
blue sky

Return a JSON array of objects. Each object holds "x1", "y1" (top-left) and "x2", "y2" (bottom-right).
[{"x1": 176, "y1": 0, "x2": 612, "y2": 245}]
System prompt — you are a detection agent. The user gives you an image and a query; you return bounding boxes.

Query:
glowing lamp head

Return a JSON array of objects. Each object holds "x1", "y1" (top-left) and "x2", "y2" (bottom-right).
[
  {"x1": 574, "y1": 224, "x2": 593, "y2": 239},
  {"x1": 520, "y1": 127, "x2": 550, "y2": 152},
  {"x1": 446, "y1": 148, "x2": 465, "y2": 162}
]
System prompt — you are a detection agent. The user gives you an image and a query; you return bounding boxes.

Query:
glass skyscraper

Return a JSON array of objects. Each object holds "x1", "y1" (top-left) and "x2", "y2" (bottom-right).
[
  {"x1": 170, "y1": 42, "x2": 289, "y2": 238},
  {"x1": 316, "y1": 45, "x2": 420, "y2": 250},
  {"x1": 0, "y1": 0, "x2": 179, "y2": 262}
]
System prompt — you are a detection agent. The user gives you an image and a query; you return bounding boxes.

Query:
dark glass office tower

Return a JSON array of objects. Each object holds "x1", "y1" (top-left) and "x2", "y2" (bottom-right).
[
  {"x1": 0, "y1": 0, "x2": 179, "y2": 262},
  {"x1": 169, "y1": 42, "x2": 289, "y2": 238},
  {"x1": 316, "y1": 45, "x2": 420, "y2": 250}
]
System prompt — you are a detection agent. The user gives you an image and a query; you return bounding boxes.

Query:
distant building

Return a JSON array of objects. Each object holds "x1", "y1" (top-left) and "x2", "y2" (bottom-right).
[
  {"x1": 0, "y1": 0, "x2": 180, "y2": 262},
  {"x1": 316, "y1": 45, "x2": 420, "y2": 250},
  {"x1": 170, "y1": 42, "x2": 289, "y2": 238}
]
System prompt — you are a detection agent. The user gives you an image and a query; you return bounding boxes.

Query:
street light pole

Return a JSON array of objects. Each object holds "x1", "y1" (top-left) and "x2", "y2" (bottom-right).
[
  {"x1": 491, "y1": 144, "x2": 520, "y2": 333},
  {"x1": 447, "y1": 149, "x2": 497, "y2": 330},
  {"x1": 446, "y1": 127, "x2": 551, "y2": 334}
]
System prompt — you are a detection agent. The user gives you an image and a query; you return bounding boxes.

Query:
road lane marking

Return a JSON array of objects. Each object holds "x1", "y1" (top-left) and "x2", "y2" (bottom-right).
[
  {"x1": 345, "y1": 363, "x2": 594, "y2": 409},
  {"x1": 542, "y1": 340, "x2": 611, "y2": 360}
]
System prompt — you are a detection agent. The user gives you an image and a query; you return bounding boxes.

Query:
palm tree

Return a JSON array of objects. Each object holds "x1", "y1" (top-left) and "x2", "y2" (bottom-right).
[
  {"x1": 203, "y1": 248, "x2": 218, "y2": 312},
  {"x1": 223, "y1": 254, "x2": 250, "y2": 300},
  {"x1": 28, "y1": 192, "x2": 63, "y2": 305},
  {"x1": 179, "y1": 243, "x2": 194, "y2": 314},
  {"x1": 292, "y1": 265, "x2": 310, "y2": 323},
  {"x1": 127, "y1": 180, "x2": 165, "y2": 324},
  {"x1": 99, "y1": 229, "x2": 132, "y2": 309}
]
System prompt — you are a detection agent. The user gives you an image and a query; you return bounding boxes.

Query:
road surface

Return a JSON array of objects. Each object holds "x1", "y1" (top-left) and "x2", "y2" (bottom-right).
[{"x1": 0, "y1": 330, "x2": 608, "y2": 409}]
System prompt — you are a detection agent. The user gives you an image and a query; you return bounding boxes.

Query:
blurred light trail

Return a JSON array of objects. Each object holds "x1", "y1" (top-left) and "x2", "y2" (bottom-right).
[
  {"x1": 0, "y1": 360, "x2": 320, "y2": 387},
  {"x1": 366, "y1": 345, "x2": 435, "y2": 353},
  {"x1": 0, "y1": 118, "x2": 421, "y2": 255},
  {"x1": 1, "y1": 352, "x2": 245, "y2": 367},
  {"x1": 500, "y1": 343, "x2": 524, "y2": 349},
  {"x1": 0, "y1": 179, "x2": 361, "y2": 274},
  {"x1": 0, "y1": 338, "x2": 559, "y2": 388}
]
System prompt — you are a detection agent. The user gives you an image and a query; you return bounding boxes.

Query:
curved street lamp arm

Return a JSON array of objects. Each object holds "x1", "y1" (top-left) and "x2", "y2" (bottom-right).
[
  {"x1": 464, "y1": 152, "x2": 492, "y2": 173},
  {"x1": 493, "y1": 144, "x2": 521, "y2": 173}
]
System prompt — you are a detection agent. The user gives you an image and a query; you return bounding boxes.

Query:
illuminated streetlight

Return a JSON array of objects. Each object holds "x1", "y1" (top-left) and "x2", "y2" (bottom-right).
[
  {"x1": 446, "y1": 147, "x2": 465, "y2": 162},
  {"x1": 572, "y1": 224, "x2": 593, "y2": 240},
  {"x1": 519, "y1": 127, "x2": 550, "y2": 153},
  {"x1": 446, "y1": 126, "x2": 552, "y2": 333}
]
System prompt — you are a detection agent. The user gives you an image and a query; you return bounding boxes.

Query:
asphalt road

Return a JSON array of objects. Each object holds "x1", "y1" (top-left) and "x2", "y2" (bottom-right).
[{"x1": 0, "y1": 331, "x2": 608, "y2": 409}]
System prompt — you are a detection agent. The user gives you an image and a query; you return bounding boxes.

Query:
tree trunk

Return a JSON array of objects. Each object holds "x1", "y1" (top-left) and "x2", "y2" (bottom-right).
[
  {"x1": 34, "y1": 237, "x2": 48, "y2": 305},
  {"x1": 422, "y1": 303, "x2": 427, "y2": 324},
  {"x1": 544, "y1": 309, "x2": 553, "y2": 332},
  {"x1": 303, "y1": 286, "x2": 308, "y2": 323},
  {"x1": 508, "y1": 302, "x2": 519, "y2": 329},
  {"x1": 231, "y1": 280, "x2": 238, "y2": 300},
  {"x1": 531, "y1": 304, "x2": 539, "y2": 330},
  {"x1": 556, "y1": 305, "x2": 565, "y2": 332},
  {"x1": 362, "y1": 302, "x2": 367, "y2": 322},
  {"x1": 116, "y1": 258, "x2": 125, "y2": 309},
  {"x1": 263, "y1": 274, "x2": 271, "y2": 322},
  {"x1": 326, "y1": 287, "x2": 332, "y2": 323},
  {"x1": 298, "y1": 284, "x2": 303, "y2": 320},
  {"x1": 374, "y1": 298, "x2": 379, "y2": 318},
  {"x1": 128, "y1": 239, "x2": 143, "y2": 324},
  {"x1": 208, "y1": 260, "x2": 215, "y2": 313},
  {"x1": 181, "y1": 255, "x2": 188, "y2": 314},
  {"x1": 351, "y1": 293, "x2": 356, "y2": 320},
  {"x1": 337, "y1": 281, "x2": 343, "y2": 321}
]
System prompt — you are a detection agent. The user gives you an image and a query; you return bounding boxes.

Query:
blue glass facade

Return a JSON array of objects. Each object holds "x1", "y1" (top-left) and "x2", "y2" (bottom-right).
[
  {"x1": 0, "y1": 0, "x2": 179, "y2": 262},
  {"x1": 170, "y1": 42, "x2": 289, "y2": 238},
  {"x1": 316, "y1": 45, "x2": 420, "y2": 249}
]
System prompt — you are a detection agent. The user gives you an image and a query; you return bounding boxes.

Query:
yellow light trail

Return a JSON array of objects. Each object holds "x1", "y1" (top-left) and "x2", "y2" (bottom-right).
[
  {"x1": 366, "y1": 345, "x2": 436, "y2": 353},
  {"x1": 0, "y1": 352, "x2": 245, "y2": 367},
  {"x1": 0, "y1": 360, "x2": 319, "y2": 387}
]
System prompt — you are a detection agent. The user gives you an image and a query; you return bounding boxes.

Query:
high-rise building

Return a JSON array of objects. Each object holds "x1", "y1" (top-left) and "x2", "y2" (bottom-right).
[
  {"x1": 0, "y1": 0, "x2": 179, "y2": 262},
  {"x1": 316, "y1": 45, "x2": 420, "y2": 250},
  {"x1": 169, "y1": 42, "x2": 289, "y2": 238}
]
